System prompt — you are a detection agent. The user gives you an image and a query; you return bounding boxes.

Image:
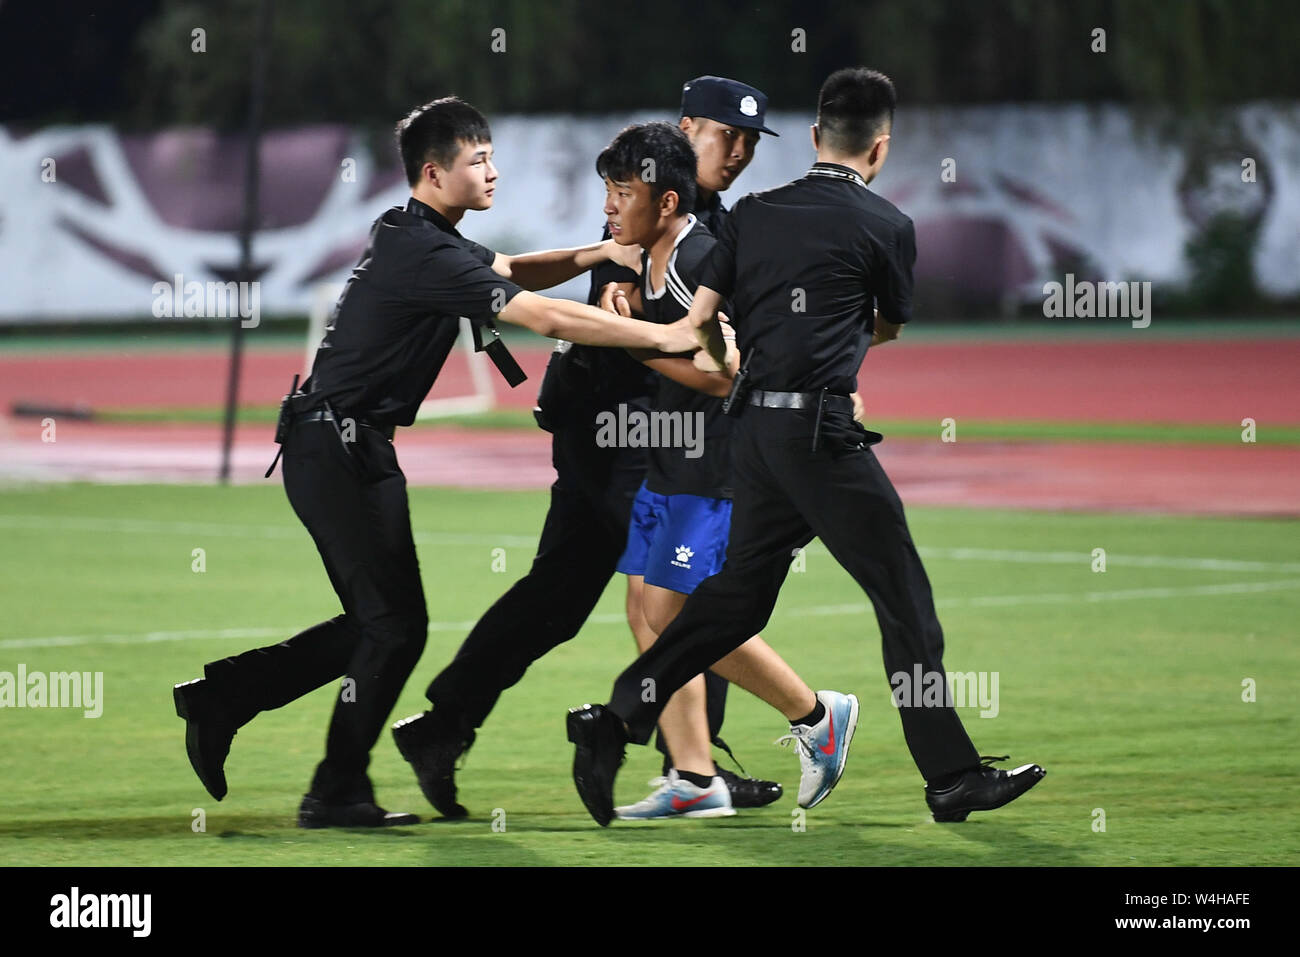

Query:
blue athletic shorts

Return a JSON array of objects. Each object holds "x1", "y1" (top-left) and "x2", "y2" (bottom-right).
[{"x1": 616, "y1": 481, "x2": 732, "y2": 594}]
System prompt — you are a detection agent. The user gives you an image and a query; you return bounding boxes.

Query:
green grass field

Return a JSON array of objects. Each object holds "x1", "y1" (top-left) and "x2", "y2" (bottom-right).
[{"x1": 0, "y1": 483, "x2": 1297, "y2": 866}]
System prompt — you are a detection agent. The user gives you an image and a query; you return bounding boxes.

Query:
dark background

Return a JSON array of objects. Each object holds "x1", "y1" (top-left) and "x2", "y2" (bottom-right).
[
  {"x1": 5, "y1": 0, "x2": 1299, "y2": 129},
  {"x1": 2, "y1": 0, "x2": 1295, "y2": 320}
]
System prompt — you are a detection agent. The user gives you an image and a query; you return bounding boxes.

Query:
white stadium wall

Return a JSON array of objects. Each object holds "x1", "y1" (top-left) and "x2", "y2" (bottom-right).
[{"x1": 2, "y1": 104, "x2": 1297, "y2": 322}]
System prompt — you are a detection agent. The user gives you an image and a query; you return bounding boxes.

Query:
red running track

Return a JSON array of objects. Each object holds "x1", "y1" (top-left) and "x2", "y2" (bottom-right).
[
  {"x1": 1, "y1": 338, "x2": 1296, "y2": 514},
  {"x1": 1, "y1": 338, "x2": 1297, "y2": 425},
  {"x1": 2, "y1": 418, "x2": 1296, "y2": 516}
]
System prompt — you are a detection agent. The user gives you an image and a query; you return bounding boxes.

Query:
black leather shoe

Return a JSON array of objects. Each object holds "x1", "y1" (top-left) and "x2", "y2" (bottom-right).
[
  {"x1": 715, "y1": 765, "x2": 783, "y2": 808},
  {"x1": 566, "y1": 703, "x2": 627, "y2": 827},
  {"x1": 391, "y1": 711, "x2": 475, "y2": 819},
  {"x1": 925, "y1": 755, "x2": 1046, "y2": 822},
  {"x1": 297, "y1": 795, "x2": 419, "y2": 829},
  {"x1": 173, "y1": 678, "x2": 237, "y2": 802}
]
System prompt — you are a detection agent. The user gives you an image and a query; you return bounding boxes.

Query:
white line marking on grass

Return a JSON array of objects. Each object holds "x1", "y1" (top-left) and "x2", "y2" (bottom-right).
[
  {"x1": 918, "y1": 546, "x2": 1300, "y2": 574},
  {"x1": 0, "y1": 627, "x2": 290, "y2": 650},
  {"x1": 0, "y1": 618, "x2": 497, "y2": 650},
  {"x1": 786, "y1": 578, "x2": 1300, "y2": 617},
  {"x1": 3, "y1": 515, "x2": 1298, "y2": 571},
  {"x1": 0, "y1": 515, "x2": 538, "y2": 548},
  {"x1": 944, "y1": 577, "x2": 1300, "y2": 607},
  {"x1": 4, "y1": 581, "x2": 1296, "y2": 650}
]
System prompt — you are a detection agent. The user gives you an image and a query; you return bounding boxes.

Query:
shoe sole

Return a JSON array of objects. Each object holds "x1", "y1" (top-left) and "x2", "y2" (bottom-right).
[
  {"x1": 567, "y1": 710, "x2": 614, "y2": 827},
  {"x1": 616, "y1": 806, "x2": 738, "y2": 820},
  {"x1": 391, "y1": 720, "x2": 469, "y2": 819},
  {"x1": 931, "y1": 766, "x2": 1047, "y2": 822},
  {"x1": 683, "y1": 806, "x2": 737, "y2": 818},
  {"x1": 174, "y1": 680, "x2": 227, "y2": 802},
  {"x1": 298, "y1": 809, "x2": 421, "y2": 829},
  {"x1": 802, "y1": 693, "x2": 859, "y2": 809}
]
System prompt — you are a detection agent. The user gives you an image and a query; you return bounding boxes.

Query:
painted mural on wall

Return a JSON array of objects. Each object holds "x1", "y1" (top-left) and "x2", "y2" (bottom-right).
[{"x1": 2, "y1": 105, "x2": 1295, "y2": 321}]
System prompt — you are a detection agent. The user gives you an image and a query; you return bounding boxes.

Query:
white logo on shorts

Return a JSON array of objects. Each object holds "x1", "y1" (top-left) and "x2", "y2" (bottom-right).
[
  {"x1": 739, "y1": 95, "x2": 758, "y2": 117},
  {"x1": 672, "y1": 545, "x2": 695, "y2": 569}
]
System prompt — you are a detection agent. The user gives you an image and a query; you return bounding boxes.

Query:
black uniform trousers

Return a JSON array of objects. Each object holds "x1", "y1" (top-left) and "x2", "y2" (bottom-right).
[
  {"x1": 203, "y1": 418, "x2": 428, "y2": 804},
  {"x1": 424, "y1": 411, "x2": 729, "y2": 753},
  {"x1": 609, "y1": 404, "x2": 982, "y2": 782}
]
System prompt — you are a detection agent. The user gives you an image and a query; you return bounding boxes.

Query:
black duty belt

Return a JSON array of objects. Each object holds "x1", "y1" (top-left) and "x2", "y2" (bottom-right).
[
  {"x1": 296, "y1": 409, "x2": 395, "y2": 441},
  {"x1": 747, "y1": 390, "x2": 854, "y2": 413},
  {"x1": 747, "y1": 389, "x2": 855, "y2": 452},
  {"x1": 265, "y1": 374, "x2": 394, "y2": 478}
]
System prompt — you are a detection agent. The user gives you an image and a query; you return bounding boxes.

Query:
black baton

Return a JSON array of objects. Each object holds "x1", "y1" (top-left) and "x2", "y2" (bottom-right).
[
  {"x1": 811, "y1": 387, "x2": 829, "y2": 452},
  {"x1": 722, "y1": 360, "x2": 752, "y2": 416},
  {"x1": 321, "y1": 398, "x2": 353, "y2": 456},
  {"x1": 264, "y1": 373, "x2": 300, "y2": 478}
]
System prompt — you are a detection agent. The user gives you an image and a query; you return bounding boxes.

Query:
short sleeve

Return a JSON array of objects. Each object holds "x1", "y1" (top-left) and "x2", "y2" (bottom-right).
[
  {"x1": 672, "y1": 232, "x2": 714, "y2": 292},
  {"x1": 875, "y1": 217, "x2": 916, "y2": 325},
  {"x1": 697, "y1": 202, "x2": 740, "y2": 298},
  {"x1": 411, "y1": 241, "x2": 524, "y2": 318},
  {"x1": 463, "y1": 239, "x2": 496, "y2": 266}
]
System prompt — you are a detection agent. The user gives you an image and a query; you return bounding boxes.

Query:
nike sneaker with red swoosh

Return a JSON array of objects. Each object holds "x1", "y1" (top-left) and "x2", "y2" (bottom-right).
[
  {"x1": 615, "y1": 770, "x2": 736, "y2": 820},
  {"x1": 775, "y1": 690, "x2": 859, "y2": 808}
]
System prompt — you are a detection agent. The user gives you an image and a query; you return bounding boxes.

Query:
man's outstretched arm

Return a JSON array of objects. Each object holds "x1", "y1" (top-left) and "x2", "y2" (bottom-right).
[
  {"x1": 497, "y1": 290, "x2": 695, "y2": 352},
  {"x1": 598, "y1": 283, "x2": 736, "y2": 398},
  {"x1": 492, "y1": 240, "x2": 640, "y2": 291}
]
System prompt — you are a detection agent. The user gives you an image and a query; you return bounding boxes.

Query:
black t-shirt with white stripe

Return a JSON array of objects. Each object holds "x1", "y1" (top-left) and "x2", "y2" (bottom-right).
[
  {"x1": 537, "y1": 191, "x2": 731, "y2": 430},
  {"x1": 640, "y1": 215, "x2": 732, "y2": 500}
]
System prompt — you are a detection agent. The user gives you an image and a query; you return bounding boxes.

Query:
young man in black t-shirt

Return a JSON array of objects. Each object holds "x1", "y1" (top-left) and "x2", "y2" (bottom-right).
[
  {"x1": 172, "y1": 97, "x2": 696, "y2": 828},
  {"x1": 392, "y1": 79, "x2": 785, "y2": 820},
  {"x1": 595, "y1": 122, "x2": 833, "y2": 820}
]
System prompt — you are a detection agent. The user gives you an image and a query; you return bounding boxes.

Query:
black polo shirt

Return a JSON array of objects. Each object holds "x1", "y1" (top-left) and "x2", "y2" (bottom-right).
[
  {"x1": 698, "y1": 162, "x2": 916, "y2": 395},
  {"x1": 639, "y1": 215, "x2": 732, "y2": 500},
  {"x1": 536, "y1": 189, "x2": 731, "y2": 427},
  {"x1": 307, "y1": 197, "x2": 524, "y2": 426},
  {"x1": 692, "y1": 189, "x2": 726, "y2": 235}
]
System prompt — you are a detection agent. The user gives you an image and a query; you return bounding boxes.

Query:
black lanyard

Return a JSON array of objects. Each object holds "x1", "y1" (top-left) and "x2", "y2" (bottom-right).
[{"x1": 806, "y1": 164, "x2": 869, "y2": 190}]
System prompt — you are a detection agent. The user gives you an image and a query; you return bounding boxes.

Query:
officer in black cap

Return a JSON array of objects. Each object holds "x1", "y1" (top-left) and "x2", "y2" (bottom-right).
[
  {"x1": 391, "y1": 78, "x2": 781, "y2": 818},
  {"x1": 569, "y1": 68, "x2": 1046, "y2": 827},
  {"x1": 678, "y1": 75, "x2": 779, "y2": 233},
  {"x1": 171, "y1": 96, "x2": 696, "y2": 828}
]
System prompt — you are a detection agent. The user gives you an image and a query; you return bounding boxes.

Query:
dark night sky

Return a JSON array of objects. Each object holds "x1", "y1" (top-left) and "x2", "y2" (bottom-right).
[{"x1": 0, "y1": 1, "x2": 163, "y2": 123}]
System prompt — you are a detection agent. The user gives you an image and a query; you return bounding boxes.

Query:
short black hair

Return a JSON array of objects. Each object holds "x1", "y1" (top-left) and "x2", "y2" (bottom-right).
[
  {"x1": 396, "y1": 96, "x2": 491, "y2": 186},
  {"x1": 816, "y1": 68, "x2": 896, "y2": 156},
  {"x1": 596, "y1": 121, "x2": 697, "y2": 213}
]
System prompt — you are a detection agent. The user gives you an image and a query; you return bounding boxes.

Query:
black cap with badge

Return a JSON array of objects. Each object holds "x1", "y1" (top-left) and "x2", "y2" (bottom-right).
[{"x1": 680, "y1": 76, "x2": 780, "y2": 136}]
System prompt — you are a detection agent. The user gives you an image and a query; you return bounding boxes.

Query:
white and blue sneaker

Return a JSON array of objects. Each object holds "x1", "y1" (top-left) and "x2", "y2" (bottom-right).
[
  {"x1": 614, "y1": 770, "x2": 736, "y2": 820},
  {"x1": 776, "y1": 690, "x2": 860, "y2": 809}
]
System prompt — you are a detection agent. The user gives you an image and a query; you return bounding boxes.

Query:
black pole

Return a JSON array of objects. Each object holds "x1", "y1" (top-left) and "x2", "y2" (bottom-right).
[{"x1": 219, "y1": 0, "x2": 272, "y2": 484}]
